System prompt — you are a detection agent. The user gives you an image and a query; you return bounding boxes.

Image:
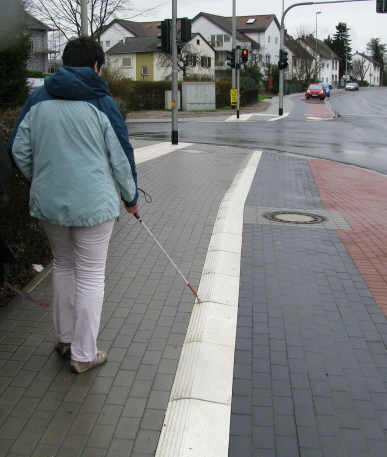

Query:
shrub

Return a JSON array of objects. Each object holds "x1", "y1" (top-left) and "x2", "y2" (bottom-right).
[
  {"x1": 0, "y1": 34, "x2": 30, "y2": 110},
  {"x1": 0, "y1": 108, "x2": 52, "y2": 307},
  {"x1": 26, "y1": 70, "x2": 45, "y2": 78}
]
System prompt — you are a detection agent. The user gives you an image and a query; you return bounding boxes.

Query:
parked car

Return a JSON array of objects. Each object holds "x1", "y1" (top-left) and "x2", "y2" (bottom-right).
[
  {"x1": 305, "y1": 84, "x2": 326, "y2": 100},
  {"x1": 345, "y1": 82, "x2": 359, "y2": 91},
  {"x1": 318, "y1": 82, "x2": 331, "y2": 97}
]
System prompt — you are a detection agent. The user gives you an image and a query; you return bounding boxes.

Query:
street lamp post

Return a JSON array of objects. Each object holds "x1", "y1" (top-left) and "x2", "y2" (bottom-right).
[
  {"x1": 315, "y1": 11, "x2": 321, "y2": 83},
  {"x1": 345, "y1": 27, "x2": 350, "y2": 82}
]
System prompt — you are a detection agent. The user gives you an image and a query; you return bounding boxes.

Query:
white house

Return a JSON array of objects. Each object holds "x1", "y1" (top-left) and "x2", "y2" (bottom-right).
[
  {"x1": 191, "y1": 13, "x2": 280, "y2": 72},
  {"x1": 106, "y1": 33, "x2": 215, "y2": 81},
  {"x1": 96, "y1": 19, "x2": 160, "y2": 51},
  {"x1": 299, "y1": 35, "x2": 341, "y2": 86},
  {"x1": 284, "y1": 32, "x2": 313, "y2": 81},
  {"x1": 352, "y1": 52, "x2": 382, "y2": 86}
]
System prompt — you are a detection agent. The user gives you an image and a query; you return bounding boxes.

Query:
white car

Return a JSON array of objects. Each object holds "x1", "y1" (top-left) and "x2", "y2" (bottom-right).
[{"x1": 345, "y1": 82, "x2": 359, "y2": 91}]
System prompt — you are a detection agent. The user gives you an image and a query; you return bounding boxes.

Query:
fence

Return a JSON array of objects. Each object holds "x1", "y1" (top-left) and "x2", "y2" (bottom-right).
[{"x1": 109, "y1": 80, "x2": 259, "y2": 113}]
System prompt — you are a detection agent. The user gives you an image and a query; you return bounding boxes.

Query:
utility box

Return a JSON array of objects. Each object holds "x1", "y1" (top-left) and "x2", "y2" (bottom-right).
[
  {"x1": 182, "y1": 82, "x2": 216, "y2": 111},
  {"x1": 165, "y1": 90, "x2": 181, "y2": 110}
]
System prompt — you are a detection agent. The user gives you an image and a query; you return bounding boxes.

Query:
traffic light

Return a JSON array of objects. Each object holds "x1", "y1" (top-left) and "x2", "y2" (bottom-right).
[
  {"x1": 241, "y1": 49, "x2": 249, "y2": 63},
  {"x1": 278, "y1": 49, "x2": 288, "y2": 70},
  {"x1": 226, "y1": 49, "x2": 235, "y2": 68},
  {"x1": 180, "y1": 17, "x2": 192, "y2": 42},
  {"x1": 157, "y1": 19, "x2": 171, "y2": 54},
  {"x1": 376, "y1": 0, "x2": 387, "y2": 12}
]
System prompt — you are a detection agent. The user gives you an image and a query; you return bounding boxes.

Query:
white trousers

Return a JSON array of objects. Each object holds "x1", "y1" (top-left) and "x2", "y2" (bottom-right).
[{"x1": 40, "y1": 219, "x2": 115, "y2": 362}]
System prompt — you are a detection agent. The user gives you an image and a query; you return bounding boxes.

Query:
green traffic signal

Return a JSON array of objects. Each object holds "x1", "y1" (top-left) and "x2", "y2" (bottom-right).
[
  {"x1": 157, "y1": 19, "x2": 171, "y2": 54},
  {"x1": 180, "y1": 18, "x2": 192, "y2": 42},
  {"x1": 226, "y1": 49, "x2": 235, "y2": 68},
  {"x1": 278, "y1": 49, "x2": 288, "y2": 70}
]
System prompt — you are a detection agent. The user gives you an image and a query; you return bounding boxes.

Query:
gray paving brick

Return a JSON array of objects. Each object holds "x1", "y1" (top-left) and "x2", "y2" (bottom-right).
[
  {"x1": 132, "y1": 429, "x2": 159, "y2": 454},
  {"x1": 2, "y1": 146, "x2": 387, "y2": 457}
]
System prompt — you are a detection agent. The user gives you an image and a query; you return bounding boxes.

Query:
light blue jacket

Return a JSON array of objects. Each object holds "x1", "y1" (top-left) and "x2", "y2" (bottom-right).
[{"x1": 8, "y1": 66, "x2": 138, "y2": 227}]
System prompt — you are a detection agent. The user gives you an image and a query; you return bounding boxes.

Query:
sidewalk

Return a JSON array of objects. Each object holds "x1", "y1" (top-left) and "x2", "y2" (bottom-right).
[{"x1": 0, "y1": 106, "x2": 386, "y2": 456}]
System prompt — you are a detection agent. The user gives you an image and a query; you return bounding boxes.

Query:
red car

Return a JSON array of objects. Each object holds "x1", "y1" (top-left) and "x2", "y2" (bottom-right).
[{"x1": 305, "y1": 84, "x2": 326, "y2": 100}]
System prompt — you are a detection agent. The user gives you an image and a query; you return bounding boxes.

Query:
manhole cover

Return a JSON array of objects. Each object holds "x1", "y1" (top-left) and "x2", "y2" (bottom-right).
[{"x1": 263, "y1": 211, "x2": 326, "y2": 224}]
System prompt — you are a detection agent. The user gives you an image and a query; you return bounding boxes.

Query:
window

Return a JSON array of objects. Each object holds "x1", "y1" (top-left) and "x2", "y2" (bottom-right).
[
  {"x1": 258, "y1": 54, "x2": 262, "y2": 62},
  {"x1": 326, "y1": 77, "x2": 328, "y2": 83},
  {"x1": 265, "y1": 54, "x2": 271, "y2": 63},
  {"x1": 247, "y1": 18, "x2": 256, "y2": 24},
  {"x1": 321, "y1": 62, "x2": 325, "y2": 69},
  {"x1": 201, "y1": 56, "x2": 211, "y2": 68},
  {"x1": 122, "y1": 57, "x2": 132, "y2": 67},
  {"x1": 186, "y1": 55, "x2": 197, "y2": 67},
  {"x1": 197, "y1": 39, "x2": 200, "y2": 45},
  {"x1": 141, "y1": 66, "x2": 148, "y2": 76},
  {"x1": 275, "y1": 37, "x2": 278, "y2": 44},
  {"x1": 268, "y1": 36, "x2": 271, "y2": 43},
  {"x1": 105, "y1": 41, "x2": 110, "y2": 48},
  {"x1": 327, "y1": 63, "x2": 329, "y2": 69},
  {"x1": 210, "y1": 34, "x2": 230, "y2": 46}
]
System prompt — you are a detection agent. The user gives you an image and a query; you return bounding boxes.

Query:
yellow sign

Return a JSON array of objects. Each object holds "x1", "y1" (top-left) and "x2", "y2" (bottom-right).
[{"x1": 230, "y1": 89, "x2": 238, "y2": 106}]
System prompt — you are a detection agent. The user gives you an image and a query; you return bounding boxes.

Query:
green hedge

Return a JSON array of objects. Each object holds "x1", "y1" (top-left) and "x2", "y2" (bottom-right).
[
  {"x1": 26, "y1": 70, "x2": 45, "y2": 78},
  {"x1": 0, "y1": 108, "x2": 52, "y2": 307},
  {"x1": 101, "y1": 69, "x2": 259, "y2": 113}
]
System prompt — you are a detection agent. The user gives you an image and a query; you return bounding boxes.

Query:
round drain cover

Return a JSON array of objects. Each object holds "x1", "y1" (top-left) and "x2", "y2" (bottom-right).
[{"x1": 263, "y1": 211, "x2": 326, "y2": 224}]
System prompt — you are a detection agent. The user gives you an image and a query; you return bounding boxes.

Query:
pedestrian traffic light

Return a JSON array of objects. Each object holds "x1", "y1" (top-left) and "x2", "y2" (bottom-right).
[
  {"x1": 376, "y1": 0, "x2": 387, "y2": 12},
  {"x1": 226, "y1": 49, "x2": 235, "y2": 68},
  {"x1": 157, "y1": 19, "x2": 171, "y2": 54},
  {"x1": 180, "y1": 17, "x2": 192, "y2": 42},
  {"x1": 241, "y1": 49, "x2": 249, "y2": 63},
  {"x1": 278, "y1": 49, "x2": 288, "y2": 70}
]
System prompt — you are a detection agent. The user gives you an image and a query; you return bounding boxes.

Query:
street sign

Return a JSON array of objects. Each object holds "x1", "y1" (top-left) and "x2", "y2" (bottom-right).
[{"x1": 230, "y1": 89, "x2": 238, "y2": 106}]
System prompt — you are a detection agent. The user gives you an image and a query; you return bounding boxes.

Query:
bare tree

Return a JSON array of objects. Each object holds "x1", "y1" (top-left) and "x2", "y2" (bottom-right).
[
  {"x1": 28, "y1": 0, "x2": 161, "y2": 40},
  {"x1": 352, "y1": 57, "x2": 370, "y2": 83},
  {"x1": 157, "y1": 43, "x2": 213, "y2": 80}
]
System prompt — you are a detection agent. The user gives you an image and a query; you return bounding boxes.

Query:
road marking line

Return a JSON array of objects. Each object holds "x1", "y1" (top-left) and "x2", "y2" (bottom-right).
[
  {"x1": 339, "y1": 113, "x2": 387, "y2": 118},
  {"x1": 135, "y1": 142, "x2": 193, "y2": 163},
  {"x1": 155, "y1": 150, "x2": 262, "y2": 457},
  {"x1": 306, "y1": 116, "x2": 332, "y2": 121},
  {"x1": 225, "y1": 113, "x2": 254, "y2": 121},
  {"x1": 268, "y1": 112, "x2": 290, "y2": 121}
]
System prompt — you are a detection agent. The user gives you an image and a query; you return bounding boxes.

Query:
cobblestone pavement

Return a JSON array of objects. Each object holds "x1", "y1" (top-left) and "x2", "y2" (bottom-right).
[
  {"x1": 229, "y1": 153, "x2": 387, "y2": 457},
  {"x1": 1, "y1": 94, "x2": 386, "y2": 457}
]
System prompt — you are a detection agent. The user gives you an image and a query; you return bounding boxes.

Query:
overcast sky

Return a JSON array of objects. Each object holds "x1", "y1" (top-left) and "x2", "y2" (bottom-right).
[{"x1": 134, "y1": 0, "x2": 386, "y2": 55}]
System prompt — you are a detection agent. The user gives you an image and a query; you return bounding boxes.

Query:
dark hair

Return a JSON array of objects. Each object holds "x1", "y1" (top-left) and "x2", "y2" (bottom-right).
[{"x1": 62, "y1": 37, "x2": 105, "y2": 71}]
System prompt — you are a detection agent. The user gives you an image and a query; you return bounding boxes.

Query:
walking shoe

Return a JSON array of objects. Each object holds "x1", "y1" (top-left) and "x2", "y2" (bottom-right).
[
  {"x1": 55, "y1": 340, "x2": 71, "y2": 357},
  {"x1": 70, "y1": 350, "x2": 107, "y2": 374}
]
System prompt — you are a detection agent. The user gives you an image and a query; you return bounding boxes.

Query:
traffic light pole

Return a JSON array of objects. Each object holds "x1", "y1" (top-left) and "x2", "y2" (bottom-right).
[
  {"x1": 236, "y1": 46, "x2": 241, "y2": 119},
  {"x1": 278, "y1": 0, "x2": 373, "y2": 116},
  {"x1": 231, "y1": 0, "x2": 236, "y2": 90},
  {"x1": 171, "y1": 0, "x2": 178, "y2": 144},
  {"x1": 81, "y1": 0, "x2": 88, "y2": 35}
]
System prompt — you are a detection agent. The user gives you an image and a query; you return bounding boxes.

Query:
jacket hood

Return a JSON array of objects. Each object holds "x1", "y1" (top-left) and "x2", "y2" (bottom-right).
[{"x1": 44, "y1": 66, "x2": 109, "y2": 100}]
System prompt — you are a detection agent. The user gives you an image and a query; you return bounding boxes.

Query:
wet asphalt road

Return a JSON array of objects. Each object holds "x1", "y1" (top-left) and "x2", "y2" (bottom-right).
[{"x1": 128, "y1": 87, "x2": 387, "y2": 175}]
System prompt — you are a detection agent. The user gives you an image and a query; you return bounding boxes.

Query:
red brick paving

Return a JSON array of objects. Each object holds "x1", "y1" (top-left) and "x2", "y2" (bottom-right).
[
  {"x1": 309, "y1": 159, "x2": 387, "y2": 316},
  {"x1": 307, "y1": 101, "x2": 334, "y2": 119}
]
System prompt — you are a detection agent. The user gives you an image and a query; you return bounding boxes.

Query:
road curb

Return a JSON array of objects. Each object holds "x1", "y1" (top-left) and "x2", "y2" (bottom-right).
[{"x1": 326, "y1": 99, "x2": 339, "y2": 118}]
